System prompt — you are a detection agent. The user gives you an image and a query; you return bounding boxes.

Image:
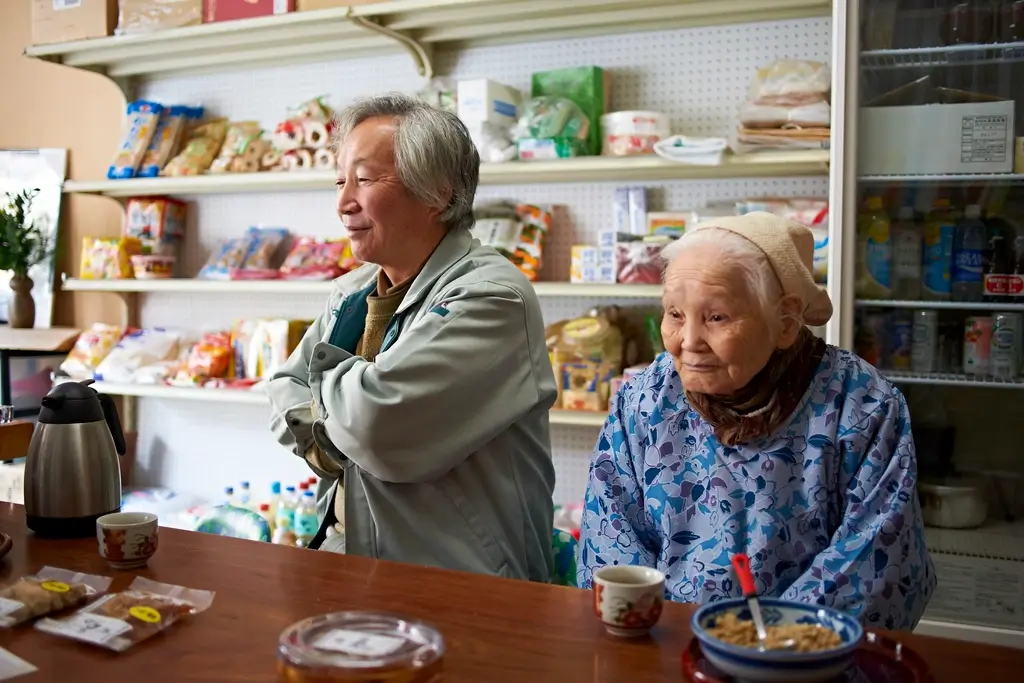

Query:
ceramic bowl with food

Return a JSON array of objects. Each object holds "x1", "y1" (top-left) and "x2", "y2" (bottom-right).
[{"x1": 692, "y1": 598, "x2": 863, "y2": 683}]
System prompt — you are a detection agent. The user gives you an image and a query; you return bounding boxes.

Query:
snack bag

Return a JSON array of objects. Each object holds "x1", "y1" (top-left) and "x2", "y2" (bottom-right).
[
  {"x1": 232, "y1": 227, "x2": 289, "y2": 279},
  {"x1": 137, "y1": 105, "x2": 201, "y2": 178},
  {"x1": 108, "y1": 100, "x2": 164, "y2": 180},
  {"x1": 162, "y1": 118, "x2": 229, "y2": 177},
  {"x1": 94, "y1": 328, "x2": 181, "y2": 383},
  {"x1": 80, "y1": 236, "x2": 143, "y2": 279},
  {"x1": 0, "y1": 567, "x2": 111, "y2": 628},
  {"x1": 278, "y1": 236, "x2": 348, "y2": 280},
  {"x1": 615, "y1": 239, "x2": 668, "y2": 285},
  {"x1": 246, "y1": 319, "x2": 311, "y2": 379},
  {"x1": 197, "y1": 233, "x2": 258, "y2": 280},
  {"x1": 186, "y1": 331, "x2": 233, "y2": 380},
  {"x1": 124, "y1": 197, "x2": 187, "y2": 244},
  {"x1": 35, "y1": 576, "x2": 214, "y2": 653},
  {"x1": 60, "y1": 323, "x2": 125, "y2": 380},
  {"x1": 209, "y1": 121, "x2": 262, "y2": 174},
  {"x1": 230, "y1": 319, "x2": 258, "y2": 379}
]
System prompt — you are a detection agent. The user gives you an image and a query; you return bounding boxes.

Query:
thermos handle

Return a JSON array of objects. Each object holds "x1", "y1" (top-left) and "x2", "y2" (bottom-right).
[{"x1": 96, "y1": 393, "x2": 127, "y2": 456}]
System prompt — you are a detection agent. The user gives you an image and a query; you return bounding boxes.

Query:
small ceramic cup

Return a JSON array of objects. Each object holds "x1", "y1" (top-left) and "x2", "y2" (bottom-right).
[
  {"x1": 97, "y1": 512, "x2": 159, "y2": 570},
  {"x1": 592, "y1": 565, "x2": 666, "y2": 637}
]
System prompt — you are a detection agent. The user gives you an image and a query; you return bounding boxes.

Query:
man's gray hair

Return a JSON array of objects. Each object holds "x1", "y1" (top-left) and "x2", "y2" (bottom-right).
[{"x1": 331, "y1": 93, "x2": 479, "y2": 232}]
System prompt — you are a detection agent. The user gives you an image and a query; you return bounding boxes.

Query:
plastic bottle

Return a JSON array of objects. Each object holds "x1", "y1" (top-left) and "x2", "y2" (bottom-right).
[
  {"x1": 268, "y1": 481, "x2": 282, "y2": 518},
  {"x1": 274, "y1": 486, "x2": 298, "y2": 538},
  {"x1": 923, "y1": 199, "x2": 956, "y2": 301},
  {"x1": 294, "y1": 491, "x2": 319, "y2": 548},
  {"x1": 952, "y1": 204, "x2": 986, "y2": 302},
  {"x1": 891, "y1": 206, "x2": 922, "y2": 300},
  {"x1": 238, "y1": 481, "x2": 252, "y2": 510},
  {"x1": 856, "y1": 196, "x2": 892, "y2": 299},
  {"x1": 223, "y1": 486, "x2": 235, "y2": 507},
  {"x1": 258, "y1": 502, "x2": 275, "y2": 538}
]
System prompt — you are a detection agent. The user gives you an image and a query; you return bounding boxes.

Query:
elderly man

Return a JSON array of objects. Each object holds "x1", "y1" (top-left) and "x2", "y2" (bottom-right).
[{"x1": 268, "y1": 94, "x2": 556, "y2": 581}]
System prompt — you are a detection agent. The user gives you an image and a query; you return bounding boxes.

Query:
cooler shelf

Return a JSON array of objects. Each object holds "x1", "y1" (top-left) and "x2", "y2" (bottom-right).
[
  {"x1": 856, "y1": 300, "x2": 1024, "y2": 312},
  {"x1": 861, "y1": 40, "x2": 1024, "y2": 70},
  {"x1": 884, "y1": 371, "x2": 1024, "y2": 389}
]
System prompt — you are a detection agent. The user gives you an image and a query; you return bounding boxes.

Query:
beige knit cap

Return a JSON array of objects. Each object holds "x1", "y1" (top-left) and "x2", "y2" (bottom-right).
[{"x1": 690, "y1": 211, "x2": 833, "y2": 326}]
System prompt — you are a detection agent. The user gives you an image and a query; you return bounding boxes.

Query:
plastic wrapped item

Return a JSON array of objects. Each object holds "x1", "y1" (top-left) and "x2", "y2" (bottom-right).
[
  {"x1": 514, "y1": 97, "x2": 590, "y2": 161},
  {"x1": 209, "y1": 121, "x2": 264, "y2": 173},
  {"x1": 653, "y1": 135, "x2": 728, "y2": 166},
  {"x1": 278, "y1": 237, "x2": 351, "y2": 280},
  {"x1": 530, "y1": 66, "x2": 608, "y2": 156},
  {"x1": 733, "y1": 59, "x2": 831, "y2": 154},
  {"x1": 198, "y1": 227, "x2": 289, "y2": 281},
  {"x1": 124, "y1": 197, "x2": 186, "y2": 244},
  {"x1": 417, "y1": 77, "x2": 457, "y2": 113},
  {"x1": 36, "y1": 576, "x2": 214, "y2": 653},
  {"x1": 616, "y1": 239, "x2": 669, "y2": 284},
  {"x1": 246, "y1": 320, "x2": 312, "y2": 379},
  {"x1": 199, "y1": 235, "x2": 256, "y2": 281},
  {"x1": 60, "y1": 324, "x2": 125, "y2": 380},
  {"x1": 108, "y1": 101, "x2": 164, "y2": 180},
  {"x1": 94, "y1": 329, "x2": 181, "y2": 383},
  {"x1": 117, "y1": 0, "x2": 203, "y2": 35},
  {"x1": 471, "y1": 203, "x2": 549, "y2": 282},
  {"x1": 601, "y1": 111, "x2": 669, "y2": 156},
  {"x1": 746, "y1": 60, "x2": 831, "y2": 106},
  {"x1": 130, "y1": 255, "x2": 176, "y2": 279},
  {"x1": 550, "y1": 315, "x2": 622, "y2": 412},
  {"x1": 80, "y1": 237, "x2": 143, "y2": 279},
  {"x1": 277, "y1": 612, "x2": 445, "y2": 683},
  {"x1": 0, "y1": 567, "x2": 111, "y2": 628},
  {"x1": 138, "y1": 106, "x2": 201, "y2": 178},
  {"x1": 186, "y1": 331, "x2": 233, "y2": 380},
  {"x1": 162, "y1": 118, "x2": 229, "y2": 177}
]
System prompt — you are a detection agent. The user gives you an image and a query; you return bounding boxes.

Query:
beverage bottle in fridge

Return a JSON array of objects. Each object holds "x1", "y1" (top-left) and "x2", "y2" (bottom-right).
[
  {"x1": 1009, "y1": 235, "x2": 1024, "y2": 301},
  {"x1": 990, "y1": 312, "x2": 1023, "y2": 380},
  {"x1": 294, "y1": 491, "x2": 319, "y2": 548},
  {"x1": 951, "y1": 204, "x2": 986, "y2": 302},
  {"x1": 923, "y1": 199, "x2": 956, "y2": 301},
  {"x1": 856, "y1": 197, "x2": 892, "y2": 299},
  {"x1": 911, "y1": 309, "x2": 939, "y2": 373},
  {"x1": 983, "y1": 232, "x2": 1010, "y2": 303},
  {"x1": 891, "y1": 206, "x2": 922, "y2": 300},
  {"x1": 258, "y1": 502, "x2": 275, "y2": 538}
]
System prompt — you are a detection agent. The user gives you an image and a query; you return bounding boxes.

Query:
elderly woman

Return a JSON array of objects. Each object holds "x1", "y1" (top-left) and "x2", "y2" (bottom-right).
[
  {"x1": 268, "y1": 94, "x2": 556, "y2": 581},
  {"x1": 578, "y1": 212, "x2": 936, "y2": 630}
]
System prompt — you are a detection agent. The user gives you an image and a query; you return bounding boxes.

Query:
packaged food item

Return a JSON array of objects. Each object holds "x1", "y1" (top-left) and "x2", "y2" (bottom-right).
[
  {"x1": 137, "y1": 106, "x2": 201, "y2": 178},
  {"x1": 209, "y1": 121, "x2": 264, "y2": 173},
  {"x1": 197, "y1": 232, "x2": 259, "y2": 280},
  {"x1": 35, "y1": 576, "x2": 214, "y2": 653},
  {"x1": 530, "y1": 66, "x2": 608, "y2": 156},
  {"x1": 514, "y1": 96, "x2": 590, "y2": 160},
  {"x1": 230, "y1": 319, "x2": 259, "y2": 379},
  {"x1": 279, "y1": 237, "x2": 350, "y2": 280},
  {"x1": 474, "y1": 203, "x2": 550, "y2": 282},
  {"x1": 570, "y1": 245, "x2": 615, "y2": 284},
  {"x1": 0, "y1": 567, "x2": 111, "y2": 628},
  {"x1": 551, "y1": 315, "x2": 623, "y2": 411},
  {"x1": 246, "y1": 319, "x2": 312, "y2": 379},
  {"x1": 277, "y1": 611, "x2": 444, "y2": 683},
  {"x1": 616, "y1": 239, "x2": 668, "y2": 285},
  {"x1": 60, "y1": 324, "x2": 125, "y2": 380},
  {"x1": 108, "y1": 101, "x2": 164, "y2": 180},
  {"x1": 186, "y1": 331, "x2": 233, "y2": 380},
  {"x1": 601, "y1": 111, "x2": 669, "y2": 156},
  {"x1": 240, "y1": 227, "x2": 289, "y2": 271},
  {"x1": 130, "y1": 255, "x2": 176, "y2": 279},
  {"x1": 80, "y1": 236, "x2": 143, "y2": 279},
  {"x1": 162, "y1": 118, "x2": 229, "y2": 177},
  {"x1": 116, "y1": 0, "x2": 203, "y2": 35},
  {"x1": 94, "y1": 329, "x2": 182, "y2": 384},
  {"x1": 124, "y1": 196, "x2": 187, "y2": 244}
]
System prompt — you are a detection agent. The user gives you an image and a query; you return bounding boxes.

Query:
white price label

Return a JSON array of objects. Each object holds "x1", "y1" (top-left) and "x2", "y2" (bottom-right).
[
  {"x1": 0, "y1": 599, "x2": 23, "y2": 618},
  {"x1": 314, "y1": 629, "x2": 406, "y2": 658},
  {"x1": 55, "y1": 613, "x2": 130, "y2": 646},
  {"x1": 53, "y1": 0, "x2": 82, "y2": 10}
]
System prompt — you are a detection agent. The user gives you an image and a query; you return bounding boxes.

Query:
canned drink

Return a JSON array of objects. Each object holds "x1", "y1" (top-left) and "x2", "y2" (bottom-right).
[
  {"x1": 888, "y1": 313, "x2": 913, "y2": 370},
  {"x1": 911, "y1": 310, "x2": 939, "y2": 373},
  {"x1": 990, "y1": 312, "x2": 1022, "y2": 379},
  {"x1": 964, "y1": 316, "x2": 993, "y2": 375},
  {"x1": 858, "y1": 312, "x2": 889, "y2": 368}
]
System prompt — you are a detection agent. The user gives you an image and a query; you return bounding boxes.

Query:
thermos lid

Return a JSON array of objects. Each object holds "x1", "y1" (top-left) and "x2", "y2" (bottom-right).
[{"x1": 38, "y1": 380, "x2": 105, "y2": 425}]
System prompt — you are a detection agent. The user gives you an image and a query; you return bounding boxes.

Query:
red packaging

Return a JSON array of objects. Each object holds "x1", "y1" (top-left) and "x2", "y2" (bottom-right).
[{"x1": 203, "y1": 0, "x2": 294, "y2": 23}]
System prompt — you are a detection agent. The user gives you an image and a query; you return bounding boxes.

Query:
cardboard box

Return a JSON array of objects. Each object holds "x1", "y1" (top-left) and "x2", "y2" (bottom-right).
[
  {"x1": 570, "y1": 246, "x2": 615, "y2": 283},
  {"x1": 859, "y1": 101, "x2": 1015, "y2": 175},
  {"x1": 297, "y1": 0, "x2": 386, "y2": 9},
  {"x1": 31, "y1": 0, "x2": 118, "y2": 46},
  {"x1": 457, "y1": 79, "x2": 522, "y2": 126},
  {"x1": 204, "y1": 0, "x2": 294, "y2": 23}
]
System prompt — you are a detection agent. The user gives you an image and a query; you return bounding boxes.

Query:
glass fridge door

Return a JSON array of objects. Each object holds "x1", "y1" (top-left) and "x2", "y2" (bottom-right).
[{"x1": 851, "y1": 0, "x2": 1024, "y2": 644}]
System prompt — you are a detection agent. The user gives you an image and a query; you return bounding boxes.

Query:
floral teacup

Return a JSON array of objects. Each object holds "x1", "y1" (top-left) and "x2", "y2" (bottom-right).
[
  {"x1": 97, "y1": 512, "x2": 158, "y2": 570},
  {"x1": 592, "y1": 565, "x2": 666, "y2": 637}
]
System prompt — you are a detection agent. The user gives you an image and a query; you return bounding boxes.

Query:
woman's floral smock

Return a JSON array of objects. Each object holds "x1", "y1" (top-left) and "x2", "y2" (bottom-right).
[{"x1": 578, "y1": 345, "x2": 936, "y2": 631}]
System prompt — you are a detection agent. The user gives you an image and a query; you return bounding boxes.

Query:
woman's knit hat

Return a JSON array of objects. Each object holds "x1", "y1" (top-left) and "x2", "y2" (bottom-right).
[{"x1": 690, "y1": 211, "x2": 833, "y2": 326}]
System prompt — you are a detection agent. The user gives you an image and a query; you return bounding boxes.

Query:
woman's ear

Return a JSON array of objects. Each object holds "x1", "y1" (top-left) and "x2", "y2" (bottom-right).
[{"x1": 776, "y1": 294, "x2": 804, "y2": 350}]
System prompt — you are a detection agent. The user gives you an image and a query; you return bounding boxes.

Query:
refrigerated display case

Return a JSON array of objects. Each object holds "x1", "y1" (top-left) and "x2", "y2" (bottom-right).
[{"x1": 831, "y1": 0, "x2": 1024, "y2": 648}]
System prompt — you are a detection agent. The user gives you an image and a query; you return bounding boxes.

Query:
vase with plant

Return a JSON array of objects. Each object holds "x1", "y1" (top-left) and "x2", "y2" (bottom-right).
[{"x1": 0, "y1": 189, "x2": 52, "y2": 329}]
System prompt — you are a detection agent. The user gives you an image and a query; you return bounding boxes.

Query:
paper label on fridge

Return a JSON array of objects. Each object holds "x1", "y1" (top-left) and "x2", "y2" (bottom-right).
[{"x1": 961, "y1": 115, "x2": 1009, "y2": 164}]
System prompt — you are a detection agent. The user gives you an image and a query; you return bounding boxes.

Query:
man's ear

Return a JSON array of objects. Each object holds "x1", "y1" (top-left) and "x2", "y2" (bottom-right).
[{"x1": 776, "y1": 294, "x2": 804, "y2": 349}]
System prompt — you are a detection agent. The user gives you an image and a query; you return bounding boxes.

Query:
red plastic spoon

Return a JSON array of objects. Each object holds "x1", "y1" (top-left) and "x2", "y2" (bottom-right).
[{"x1": 730, "y1": 553, "x2": 795, "y2": 651}]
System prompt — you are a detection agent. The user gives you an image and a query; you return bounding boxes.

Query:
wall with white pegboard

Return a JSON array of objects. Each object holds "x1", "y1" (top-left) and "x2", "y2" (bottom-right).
[{"x1": 127, "y1": 17, "x2": 832, "y2": 506}]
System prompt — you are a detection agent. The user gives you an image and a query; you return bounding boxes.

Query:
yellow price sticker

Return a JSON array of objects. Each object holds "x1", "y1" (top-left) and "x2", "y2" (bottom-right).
[
  {"x1": 40, "y1": 581, "x2": 70, "y2": 593},
  {"x1": 128, "y1": 606, "x2": 161, "y2": 624}
]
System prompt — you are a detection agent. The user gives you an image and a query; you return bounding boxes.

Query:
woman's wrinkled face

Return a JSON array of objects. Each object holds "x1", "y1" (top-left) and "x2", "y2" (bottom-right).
[
  {"x1": 335, "y1": 116, "x2": 438, "y2": 270},
  {"x1": 661, "y1": 242, "x2": 782, "y2": 396}
]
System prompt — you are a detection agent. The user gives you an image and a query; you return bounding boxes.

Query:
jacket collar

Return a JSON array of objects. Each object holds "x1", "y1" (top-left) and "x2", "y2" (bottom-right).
[{"x1": 395, "y1": 228, "x2": 474, "y2": 315}]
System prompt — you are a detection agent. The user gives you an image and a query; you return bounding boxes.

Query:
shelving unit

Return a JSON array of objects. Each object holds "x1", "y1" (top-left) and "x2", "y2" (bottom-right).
[
  {"x1": 859, "y1": 173, "x2": 1024, "y2": 185},
  {"x1": 885, "y1": 371, "x2": 1024, "y2": 389},
  {"x1": 62, "y1": 150, "x2": 830, "y2": 197},
  {"x1": 89, "y1": 382, "x2": 607, "y2": 427},
  {"x1": 861, "y1": 40, "x2": 1024, "y2": 70},
  {"x1": 855, "y1": 299, "x2": 1024, "y2": 312}
]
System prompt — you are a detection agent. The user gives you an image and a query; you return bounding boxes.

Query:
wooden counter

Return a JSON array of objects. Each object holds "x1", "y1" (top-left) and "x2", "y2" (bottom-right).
[{"x1": 0, "y1": 504, "x2": 1018, "y2": 682}]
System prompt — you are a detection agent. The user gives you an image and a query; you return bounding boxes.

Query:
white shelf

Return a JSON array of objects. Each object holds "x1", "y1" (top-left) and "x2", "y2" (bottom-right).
[
  {"x1": 862, "y1": 40, "x2": 1024, "y2": 70},
  {"x1": 859, "y1": 173, "x2": 1024, "y2": 184},
  {"x1": 62, "y1": 278, "x2": 663, "y2": 298},
  {"x1": 61, "y1": 151, "x2": 830, "y2": 197},
  {"x1": 24, "y1": 0, "x2": 832, "y2": 81},
  {"x1": 856, "y1": 299, "x2": 1024, "y2": 312},
  {"x1": 884, "y1": 371, "x2": 1024, "y2": 389},
  {"x1": 91, "y1": 382, "x2": 607, "y2": 426}
]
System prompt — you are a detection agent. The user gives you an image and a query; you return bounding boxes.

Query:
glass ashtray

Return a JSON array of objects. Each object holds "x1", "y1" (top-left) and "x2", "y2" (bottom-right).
[{"x1": 277, "y1": 611, "x2": 444, "y2": 683}]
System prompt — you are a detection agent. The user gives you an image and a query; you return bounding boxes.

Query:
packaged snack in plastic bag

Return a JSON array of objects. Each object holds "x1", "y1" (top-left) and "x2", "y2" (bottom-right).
[
  {"x1": 615, "y1": 238, "x2": 669, "y2": 285},
  {"x1": 0, "y1": 567, "x2": 112, "y2": 628},
  {"x1": 94, "y1": 328, "x2": 181, "y2": 383},
  {"x1": 137, "y1": 105, "x2": 201, "y2": 178},
  {"x1": 60, "y1": 323, "x2": 125, "y2": 380},
  {"x1": 198, "y1": 233, "x2": 258, "y2": 280},
  {"x1": 116, "y1": 0, "x2": 203, "y2": 35},
  {"x1": 240, "y1": 228, "x2": 288, "y2": 271},
  {"x1": 162, "y1": 118, "x2": 229, "y2": 177},
  {"x1": 35, "y1": 576, "x2": 214, "y2": 653},
  {"x1": 246, "y1": 319, "x2": 311, "y2": 379},
  {"x1": 108, "y1": 101, "x2": 164, "y2": 180},
  {"x1": 278, "y1": 237, "x2": 349, "y2": 280},
  {"x1": 80, "y1": 236, "x2": 143, "y2": 279},
  {"x1": 124, "y1": 197, "x2": 187, "y2": 243},
  {"x1": 186, "y1": 331, "x2": 233, "y2": 380},
  {"x1": 209, "y1": 121, "x2": 263, "y2": 173}
]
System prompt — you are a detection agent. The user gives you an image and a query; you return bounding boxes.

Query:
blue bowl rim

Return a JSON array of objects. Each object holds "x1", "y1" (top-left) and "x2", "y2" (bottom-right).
[{"x1": 691, "y1": 598, "x2": 864, "y2": 662}]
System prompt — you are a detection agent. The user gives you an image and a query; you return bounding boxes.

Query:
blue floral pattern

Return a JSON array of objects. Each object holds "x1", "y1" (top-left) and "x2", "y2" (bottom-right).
[{"x1": 578, "y1": 346, "x2": 937, "y2": 631}]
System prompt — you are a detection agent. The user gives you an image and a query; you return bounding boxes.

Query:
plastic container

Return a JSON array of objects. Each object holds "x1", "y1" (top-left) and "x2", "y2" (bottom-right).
[
  {"x1": 601, "y1": 111, "x2": 669, "y2": 156},
  {"x1": 918, "y1": 478, "x2": 988, "y2": 529},
  {"x1": 130, "y1": 254, "x2": 175, "y2": 279},
  {"x1": 277, "y1": 611, "x2": 444, "y2": 683}
]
